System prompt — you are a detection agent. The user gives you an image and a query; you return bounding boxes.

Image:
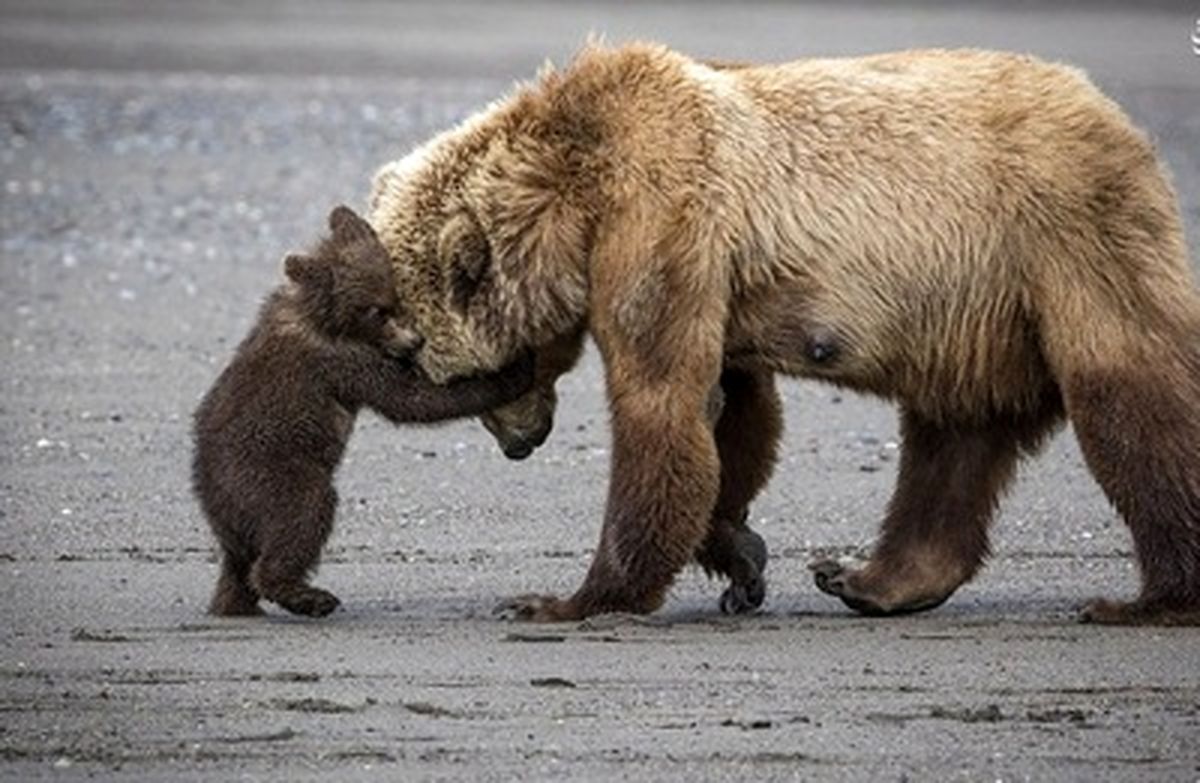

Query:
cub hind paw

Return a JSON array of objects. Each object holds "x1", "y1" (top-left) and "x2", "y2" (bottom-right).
[
  {"x1": 209, "y1": 598, "x2": 264, "y2": 617},
  {"x1": 275, "y1": 586, "x2": 341, "y2": 618}
]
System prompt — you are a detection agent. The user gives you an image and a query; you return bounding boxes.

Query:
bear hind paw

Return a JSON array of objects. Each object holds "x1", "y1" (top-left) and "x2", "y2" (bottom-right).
[
  {"x1": 1080, "y1": 597, "x2": 1200, "y2": 627},
  {"x1": 494, "y1": 593, "x2": 578, "y2": 622}
]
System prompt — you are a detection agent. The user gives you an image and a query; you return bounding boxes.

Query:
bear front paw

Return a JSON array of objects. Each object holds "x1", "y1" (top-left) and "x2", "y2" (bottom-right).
[
  {"x1": 719, "y1": 576, "x2": 766, "y2": 615},
  {"x1": 812, "y1": 558, "x2": 906, "y2": 615}
]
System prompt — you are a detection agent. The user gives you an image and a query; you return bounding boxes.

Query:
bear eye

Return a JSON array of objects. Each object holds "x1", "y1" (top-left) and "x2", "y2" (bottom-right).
[{"x1": 365, "y1": 305, "x2": 389, "y2": 322}]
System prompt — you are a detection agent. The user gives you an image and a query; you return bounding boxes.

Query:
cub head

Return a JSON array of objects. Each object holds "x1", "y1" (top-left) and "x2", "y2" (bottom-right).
[{"x1": 285, "y1": 205, "x2": 424, "y2": 359}]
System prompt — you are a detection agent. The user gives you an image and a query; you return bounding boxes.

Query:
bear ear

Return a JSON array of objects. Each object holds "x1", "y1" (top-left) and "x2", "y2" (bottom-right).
[
  {"x1": 439, "y1": 213, "x2": 491, "y2": 312},
  {"x1": 328, "y1": 205, "x2": 377, "y2": 244},
  {"x1": 284, "y1": 253, "x2": 331, "y2": 289}
]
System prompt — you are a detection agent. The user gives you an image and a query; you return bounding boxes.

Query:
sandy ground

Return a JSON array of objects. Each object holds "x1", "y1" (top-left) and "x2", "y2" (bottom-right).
[{"x1": 1, "y1": 1, "x2": 1199, "y2": 780}]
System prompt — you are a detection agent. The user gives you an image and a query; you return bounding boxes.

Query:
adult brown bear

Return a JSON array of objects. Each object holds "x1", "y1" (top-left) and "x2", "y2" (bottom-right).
[{"x1": 369, "y1": 43, "x2": 1200, "y2": 625}]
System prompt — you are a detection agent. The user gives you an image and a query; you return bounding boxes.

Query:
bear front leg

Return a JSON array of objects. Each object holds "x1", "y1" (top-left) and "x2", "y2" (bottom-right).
[
  {"x1": 494, "y1": 204, "x2": 730, "y2": 622},
  {"x1": 499, "y1": 381, "x2": 723, "y2": 621},
  {"x1": 812, "y1": 405, "x2": 1058, "y2": 616},
  {"x1": 695, "y1": 367, "x2": 782, "y2": 614}
]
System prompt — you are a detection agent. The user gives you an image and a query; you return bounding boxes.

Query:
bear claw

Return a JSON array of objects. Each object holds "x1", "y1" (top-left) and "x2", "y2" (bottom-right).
[
  {"x1": 810, "y1": 559, "x2": 848, "y2": 596},
  {"x1": 810, "y1": 558, "x2": 955, "y2": 616},
  {"x1": 810, "y1": 560, "x2": 886, "y2": 615},
  {"x1": 719, "y1": 576, "x2": 766, "y2": 615},
  {"x1": 715, "y1": 523, "x2": 768, "y2": 615},
  {"x1": 494, "y1": 593, "x2": 568, "y2": 622}
]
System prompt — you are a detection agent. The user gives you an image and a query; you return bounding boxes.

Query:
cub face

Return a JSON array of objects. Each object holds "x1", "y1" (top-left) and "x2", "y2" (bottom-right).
[{"x1": 285, "y1": 205, "x2": 425, "y2": 359}]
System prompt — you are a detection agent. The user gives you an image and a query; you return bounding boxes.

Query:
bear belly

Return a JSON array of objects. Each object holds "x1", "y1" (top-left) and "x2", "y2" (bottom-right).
[
  {"x1": 725, "y1": 300, "x2": 867, "y2": 388},
  {"x1": 726, "y1": 296, "x2": 1054, "y2": 421},
  {"x1": 726, "y1": 318, "x2": 851, "y2": 379}
]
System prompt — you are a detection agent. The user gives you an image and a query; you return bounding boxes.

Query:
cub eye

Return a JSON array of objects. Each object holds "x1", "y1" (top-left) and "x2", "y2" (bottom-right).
[{"x1": 365, "y1": 306, "x2": 389, "y2": 322}]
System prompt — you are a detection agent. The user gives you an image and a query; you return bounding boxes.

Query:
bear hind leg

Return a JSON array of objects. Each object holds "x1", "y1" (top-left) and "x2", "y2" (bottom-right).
[
  {"x1": 209, "y1": 542, "x2": 263, "y2": 617},
  {"x1": 1065, "y1": 364, "x2": 1200, "y2": 626},
  {"x1": 813, "y1": 402, "x2": 1060, "y2": 615},
  {"x1": 250, "y1": 487, "x2": 341, "y2": 618}
]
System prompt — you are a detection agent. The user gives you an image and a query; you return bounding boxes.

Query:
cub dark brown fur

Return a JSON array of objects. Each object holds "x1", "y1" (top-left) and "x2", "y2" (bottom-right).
[{"x1": 192, "y1": 206, "x2": 532, "y2": 617}]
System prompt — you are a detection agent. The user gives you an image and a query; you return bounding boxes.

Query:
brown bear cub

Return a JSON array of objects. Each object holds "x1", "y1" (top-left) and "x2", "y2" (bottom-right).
[{"x1": 192, "y1": 206, "x2": 533, "y2": 618}]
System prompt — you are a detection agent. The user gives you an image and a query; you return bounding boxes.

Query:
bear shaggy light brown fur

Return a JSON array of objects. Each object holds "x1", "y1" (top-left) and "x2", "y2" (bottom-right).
[
  {"x1": 368, "y1": 43, "x2": 1200, "y2": 625},
  {"x1": 193, "y1": 206, "x2": 532, "y2": 618}
]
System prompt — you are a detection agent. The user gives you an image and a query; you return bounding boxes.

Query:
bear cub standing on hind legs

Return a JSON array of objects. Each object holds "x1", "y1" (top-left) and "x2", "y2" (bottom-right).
[{"x1": 192, "y1": 206, "x2": 533, "y2": 618}]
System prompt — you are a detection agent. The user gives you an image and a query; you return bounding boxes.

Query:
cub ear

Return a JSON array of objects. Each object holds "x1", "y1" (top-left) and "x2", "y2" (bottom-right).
[
  {"x1": 284, "y1": 253, "x2": 331, "y2": 289},
  {"x1": 328, "y1": 205, "x2": 378, "y2": 244},
  {"x1": 438, "y1": 213, "x2": 490, "y2": 312}
]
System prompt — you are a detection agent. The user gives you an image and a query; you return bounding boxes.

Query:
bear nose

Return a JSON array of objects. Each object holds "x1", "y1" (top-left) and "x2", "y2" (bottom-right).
[{"x1": 503, "y1": 440, "x2": 535, "y2": 460}]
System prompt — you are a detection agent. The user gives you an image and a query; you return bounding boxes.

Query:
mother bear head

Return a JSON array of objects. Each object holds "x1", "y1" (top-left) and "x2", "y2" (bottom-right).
[
  {"x1": 367, "y1": 44, "x2": 712, "y2": 456},
  {"x1": 366, "y1": 71, "x2": 615, "y2": 387}
]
